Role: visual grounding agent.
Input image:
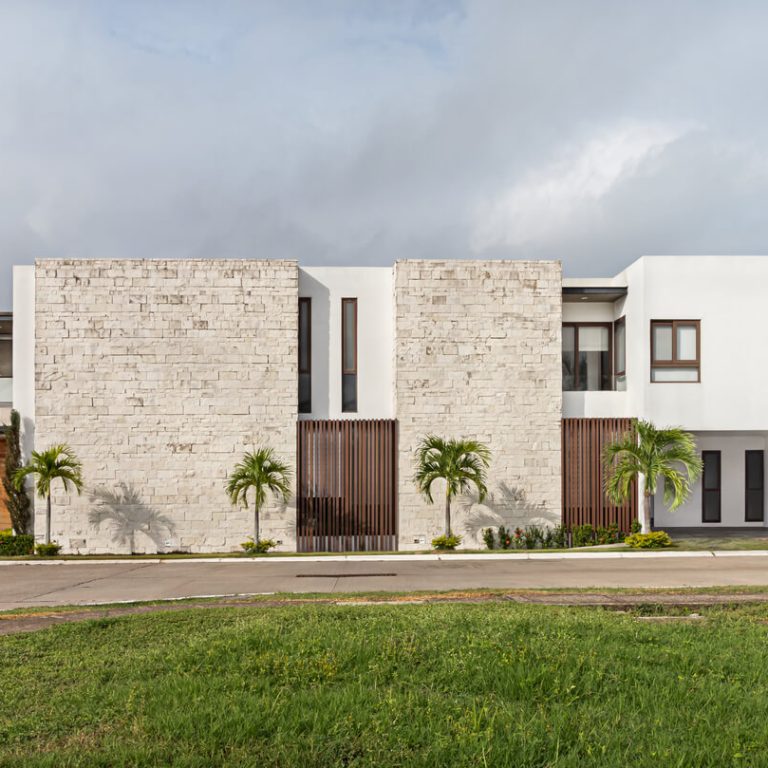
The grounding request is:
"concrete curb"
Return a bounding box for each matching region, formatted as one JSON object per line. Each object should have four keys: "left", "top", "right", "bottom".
{"left": 1, "top": 550, "right": 768, "bottom": 566}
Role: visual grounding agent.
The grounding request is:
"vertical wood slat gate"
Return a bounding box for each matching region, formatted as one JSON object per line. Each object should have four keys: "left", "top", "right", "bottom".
{"left": 562, "top": 418, "right": 637, "bottom": 532}
{"left": 297, "top": 419, "right": 398, "bottom": 552}
{"left": 0, "top": 437, "right": 10, "bottom": 530}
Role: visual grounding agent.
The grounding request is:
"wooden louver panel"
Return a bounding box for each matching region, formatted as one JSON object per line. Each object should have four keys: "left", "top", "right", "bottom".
{"left": 297, "top": 419, "right": 398, "bottom": 552}
{"left": 562, "top": 418, "right": 637, "bottom": 532}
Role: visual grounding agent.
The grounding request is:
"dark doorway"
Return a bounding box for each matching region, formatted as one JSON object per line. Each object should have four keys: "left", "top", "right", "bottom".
{"left": 745, "top": 450, "right": 764, "bottom": 523}
{"left": 701, "top": 451, "right": 721, "bottom": 523}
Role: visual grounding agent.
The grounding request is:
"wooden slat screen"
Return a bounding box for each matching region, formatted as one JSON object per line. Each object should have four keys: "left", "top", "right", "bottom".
{"left": 297, "top": 419, "right": 398, "bottom": 552}
{"left": 0, "top": 437, "right": 11, "bottom": 530}
{"left": 562, "top": 418, "right": 637, "bottom": 532}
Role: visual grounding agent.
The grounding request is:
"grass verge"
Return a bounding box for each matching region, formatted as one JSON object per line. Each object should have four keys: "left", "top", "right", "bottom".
{"left": 2, "top": 602, "right": 768, "bottom": 766}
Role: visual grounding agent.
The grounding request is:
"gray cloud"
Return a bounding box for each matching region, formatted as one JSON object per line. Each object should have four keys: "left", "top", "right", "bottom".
{"left": 1, "top": 0, "right": 768, "bottom": 308}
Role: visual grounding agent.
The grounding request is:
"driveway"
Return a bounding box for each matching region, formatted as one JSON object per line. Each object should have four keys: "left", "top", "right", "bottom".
{"left": 2, "top": 553, "right": 768, "bottom": 610}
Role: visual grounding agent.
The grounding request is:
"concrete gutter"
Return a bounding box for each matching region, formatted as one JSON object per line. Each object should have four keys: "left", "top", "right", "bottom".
{"left": 1, "top": 550, "right": 768, "bottom": 565}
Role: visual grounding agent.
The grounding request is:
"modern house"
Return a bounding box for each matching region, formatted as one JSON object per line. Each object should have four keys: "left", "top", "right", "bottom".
{"left": 0, "top": 255, "right": 765, "bottom": 553}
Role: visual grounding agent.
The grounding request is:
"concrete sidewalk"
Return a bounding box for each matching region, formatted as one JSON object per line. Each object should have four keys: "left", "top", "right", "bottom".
{"left": 2, "top": 553, "right": 768, "bottom": 610}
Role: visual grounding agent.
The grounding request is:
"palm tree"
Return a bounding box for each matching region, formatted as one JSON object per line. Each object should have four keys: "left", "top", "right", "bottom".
{"left": 603, "top": 420, "right": 703, "bottom": 534}
{"left": 414, "top": 435, "right": 491, "bottom": 537}
{"left": 13, "top": 444, "right": 84, "bottom": 544}
{"left": 226, "top": 448, "right": 291, "bottom": 542}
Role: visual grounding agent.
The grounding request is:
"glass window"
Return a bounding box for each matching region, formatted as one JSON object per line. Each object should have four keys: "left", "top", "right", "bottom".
{"left": 298, "top": 298, "right": 311, "bottom": 414}
{"left": 651, "top": 320, "right": 700, "bottom": 383}
{"left": 651, "top": 368, "right": 699, "bottom": 382}
{"left": 562, "top": 323, "right": 611, "bottom": 391}
{"left": 341, "top": 298, "right": 357, "bottom": 412}
{"left": 0, "top": 339, "right": 10, "bottom": 379}
{"left": 652, "top": 324, "right": 673, "bottom": 361}
{"left": 676, "top": 324, "right": 697, "bottom": 360}
{"left": 562, "top": 325, "right": 575, "bottom": 390}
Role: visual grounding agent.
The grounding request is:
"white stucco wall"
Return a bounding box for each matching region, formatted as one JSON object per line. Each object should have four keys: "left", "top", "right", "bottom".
{"left": 654, "top": 432, "right": 768, "bottom": 528}
{"left": 12, "top": 265, "right": 35, "bottom": 459}
{"left": 298, "top": 267, "right": 394, "bottom": 419}
{"left": 564, "top": 256, "right": 768, "bottom": 527}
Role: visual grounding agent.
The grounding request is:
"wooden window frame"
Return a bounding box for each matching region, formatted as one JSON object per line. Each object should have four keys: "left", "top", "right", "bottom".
{"left": 298, "top": 297, "right": 311, "bottom": 414}
{"left": 562, "top": 322, "right": 613, "bottom": 392}
{"left": 701, "top": 450, "right": 721, "bottom": 523}
{"left": 745, "top": 449, "right": 765, "bottom": 523}
{"left": 650, "top": 319, "right": 700, "bottom": 382}
{"left": 341, "top": 298, "right": 358, "bottom": 413}
{"left": 613, "top": 316, "right": 626, "bottom": 380}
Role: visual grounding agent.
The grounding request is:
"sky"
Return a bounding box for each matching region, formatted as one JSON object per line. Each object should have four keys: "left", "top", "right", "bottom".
{"left": 2, "top": 0, "right": 768, "bottom": 309}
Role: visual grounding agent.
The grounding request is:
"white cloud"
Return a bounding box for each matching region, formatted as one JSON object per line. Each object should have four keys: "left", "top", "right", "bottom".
{"left": 471, "top": 122, "right": 695, "bottom": 251}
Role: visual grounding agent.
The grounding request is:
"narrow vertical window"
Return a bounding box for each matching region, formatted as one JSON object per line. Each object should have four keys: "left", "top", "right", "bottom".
{"left": 298, "top": 298, "right": 311, "bottom": 414}
{"left": 614, "top": 317, "right": 626, "bottom": 391}
{"left": 341, "top": 298, "right": 357, "bottom": 412}
{"left": 745, "top": 450, "right": 764, "bottom": 523}
{"left": 0, "top": 313, "right": 11, "bottom": 405}
{"left": 701, "top": 451, "right": 721, "bottom": 523}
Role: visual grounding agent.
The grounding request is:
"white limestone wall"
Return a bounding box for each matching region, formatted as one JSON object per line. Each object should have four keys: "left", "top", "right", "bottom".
{"left": 34, "top": 259, "right": 298, "bottom": 554}
{"left": 394, "top": 260, "right": 563, "bottom": 549}
{"left": 298, "top": 267, "right": 393, "bottom": 419}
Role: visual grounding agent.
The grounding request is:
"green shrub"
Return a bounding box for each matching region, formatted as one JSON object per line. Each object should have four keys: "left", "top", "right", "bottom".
{"left": 35, "top": 542, "right": 61, "bottom": 557}
{"left": 241, "top": 538, "right": 277, "bottom": 554}
{"left": 572, "top": 524, "right": 594, "bottom": 547}
{"left": 431, "top": 534, "right": 462, "bottom": 551}
{"left": 596, "top": 523, "right": 623, "bottom": 545}
{"left": 624, "top": 531, "right": 673, "bottom": 549}
{"left": 630, "top": 519, "right": 642, "bottom": 534}
{"left": 0, "top": 532, "right": 35, "bottom": 556}
{"left": 497, "top": 526, "right": 511, "bottom": 550}
{"left": 549, "top": 524, "right": 567, "bottom": 549}
{"left": 482, "top": 528, "right": 495, "bottom": 549}
{"left": 523, "top": 525, "right": 543, "bottom": 549}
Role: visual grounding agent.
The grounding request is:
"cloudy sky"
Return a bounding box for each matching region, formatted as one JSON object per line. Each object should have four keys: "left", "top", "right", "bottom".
{"left": 1, "top": 1, "right": 768, "bottom": 309}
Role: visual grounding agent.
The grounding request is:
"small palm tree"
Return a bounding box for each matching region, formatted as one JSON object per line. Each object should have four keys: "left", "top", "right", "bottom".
{"left": 414, "top": 435, "right": 491, "bottom": 537}
{"left": 603, "top": 420, "right": 703, "bottom": 534}
{"left": 226, "top": 448, "right": 291, "bottom": 542}
{"left": 13, "top": 444, "right": 84, "bottom": 544}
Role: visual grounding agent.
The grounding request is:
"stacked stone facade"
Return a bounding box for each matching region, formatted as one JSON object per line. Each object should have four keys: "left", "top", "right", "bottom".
{"left": 35, "top": 260, "right": 298, "bottom": 553}
{"left": 394, "top": 260, "right": 562, "bottom": 549}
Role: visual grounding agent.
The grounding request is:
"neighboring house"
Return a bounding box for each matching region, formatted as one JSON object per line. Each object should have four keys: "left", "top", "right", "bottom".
{"left": 1, "top": 256, "right": 765, "bottom": 552}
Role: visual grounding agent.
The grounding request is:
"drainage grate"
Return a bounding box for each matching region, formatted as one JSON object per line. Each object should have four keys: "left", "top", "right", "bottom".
{"left": 296, "top": 573, "right": 397, "bottom": 578}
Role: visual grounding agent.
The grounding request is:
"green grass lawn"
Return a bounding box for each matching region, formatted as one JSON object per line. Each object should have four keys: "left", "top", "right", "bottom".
{"left": 3, "top": 604, "right": 768, "bottom": 767}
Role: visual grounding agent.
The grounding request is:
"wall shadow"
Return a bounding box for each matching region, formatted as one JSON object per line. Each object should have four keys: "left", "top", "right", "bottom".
{"left": 456, "top": 481, "right": 560, "bottom": 546}
{"left": 88, "top": 483, "right": 176, "bottom": 554}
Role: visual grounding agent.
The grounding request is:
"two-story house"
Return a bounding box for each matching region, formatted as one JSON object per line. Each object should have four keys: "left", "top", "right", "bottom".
{"left": 0, "top": 255, "right": 764, "bottom": 552}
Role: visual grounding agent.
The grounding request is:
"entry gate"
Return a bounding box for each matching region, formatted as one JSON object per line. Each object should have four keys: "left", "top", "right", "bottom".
{"left": 296, "top": 419, "right": 398, "bottom": 552}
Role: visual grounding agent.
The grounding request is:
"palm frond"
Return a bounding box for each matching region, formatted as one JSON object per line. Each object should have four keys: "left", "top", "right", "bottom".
{"left": 413, "top": 435, "right": 491, "bottom": 504}
{"left": 12, "top": 444, "right": 84, "bottom": 498}
{"left": 226, "top": 447, "right": 292, "bottom": 511}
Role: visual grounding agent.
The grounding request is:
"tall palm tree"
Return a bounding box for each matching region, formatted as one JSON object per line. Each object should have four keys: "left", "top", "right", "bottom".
{"left": 226, "top": 448, "right": 291, "bottom": 542}
{"left": 414, "top": 435, "right": 491, "bottom": 537}
{"left": 13, "top": 444, "right": 84, "bottom": 544}
{"left": 603, "top": 420, "right": 703, "bottom": 534}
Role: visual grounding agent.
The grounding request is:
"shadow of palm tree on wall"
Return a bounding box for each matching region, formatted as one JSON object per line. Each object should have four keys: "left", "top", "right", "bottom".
{"left": 88, "top": 483, "right": 176, "bottom": 554}
{"left": 455, "top": 481, "right": 560, "bottom": 547}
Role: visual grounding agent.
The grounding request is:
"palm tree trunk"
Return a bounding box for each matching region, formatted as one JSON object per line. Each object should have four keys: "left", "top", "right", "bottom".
{"left": 445, "top": 493, "right": 451, "bottom": 537}
{"left": 255, "top": 505, "right": 260, "bottom": 543}
{"left": 46, "top": 494, "right": 51, "bottom": 545}
{"left": 642, "top": 492, "right": 652, "bottom": 534}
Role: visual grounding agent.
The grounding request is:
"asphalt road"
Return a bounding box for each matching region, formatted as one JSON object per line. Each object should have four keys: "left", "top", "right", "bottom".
{"left": 2, "top": 554, "right": 768, "bottom": 610}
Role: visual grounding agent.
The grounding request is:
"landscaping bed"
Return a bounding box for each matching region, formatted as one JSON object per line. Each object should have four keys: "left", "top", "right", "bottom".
{"left": 2, "top": 602, "right": 768, "bottom": 766}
